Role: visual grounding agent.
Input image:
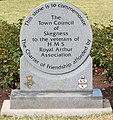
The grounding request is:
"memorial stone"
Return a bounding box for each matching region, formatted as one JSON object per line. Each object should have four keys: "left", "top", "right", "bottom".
{"left": 19, "top": 1, "right": 93, "bottom": 92}
{"left": 10, "top": 1, "right": 103, "bottom": 109}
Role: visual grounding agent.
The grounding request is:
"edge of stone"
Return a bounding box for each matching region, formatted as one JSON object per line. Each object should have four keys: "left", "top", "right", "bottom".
{"left": 1, "top": 99, "right": 112, "bottom": 116}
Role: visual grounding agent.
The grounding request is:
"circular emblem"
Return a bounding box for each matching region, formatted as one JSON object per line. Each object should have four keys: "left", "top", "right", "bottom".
{"left": 20, "top": 1, "right": 92, "bottom": 74}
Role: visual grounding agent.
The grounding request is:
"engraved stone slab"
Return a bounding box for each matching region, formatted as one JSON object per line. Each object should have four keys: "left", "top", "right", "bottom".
{"left": 20, "top": 55, "right": 92, "bottom": 91}
{"left": 8, "top": 1, "right": 105, "bottom": 111}
{"left": 20, "top": 1, "right": 92, "bottom": 74}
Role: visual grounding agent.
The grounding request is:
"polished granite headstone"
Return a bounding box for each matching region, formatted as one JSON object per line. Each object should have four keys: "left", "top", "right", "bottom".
{"left": 10, "top": 1, "right": 103, "bottom": 109}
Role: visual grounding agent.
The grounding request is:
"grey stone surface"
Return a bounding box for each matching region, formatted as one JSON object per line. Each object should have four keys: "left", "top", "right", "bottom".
{"left": 10, "top": 89, "right": 103, "bottom": 109}
{"left": 20, "top": 1, "right": 92, "bottom": 74}
{"left": 19, "top": 1, "right": 93, "bottom": 92}
{"left": 1, "top": 99, "right": 112, "bottom": 116}
{"left": 7, "top": 1, "right": 105, "bottom": 113}
{"left": 20, "top": 55, "right": 92, "bottom": 91}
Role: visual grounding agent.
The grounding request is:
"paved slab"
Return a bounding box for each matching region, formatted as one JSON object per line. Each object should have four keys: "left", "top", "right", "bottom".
{"left": 1, "top": 99, "right": 112, "bottom": 116}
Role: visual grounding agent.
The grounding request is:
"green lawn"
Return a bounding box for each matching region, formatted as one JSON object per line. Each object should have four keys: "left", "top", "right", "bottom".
{"left": 0, "top": 0, "right": 113, "bottom": 25}
{"left": 0, "top": 113, "right": 113, "bottom": 120}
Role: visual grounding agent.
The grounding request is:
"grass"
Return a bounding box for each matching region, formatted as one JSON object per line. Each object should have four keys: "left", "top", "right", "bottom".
{"left": 0, "top": 113, "right": 113, "bottom": 120}
{"left": 0, "top": 0, "right": 113, "bottom": 25}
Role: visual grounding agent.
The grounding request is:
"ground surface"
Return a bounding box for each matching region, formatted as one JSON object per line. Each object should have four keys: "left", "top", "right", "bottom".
{"left": 0, "top": 0, "right": 113, "bottom": 25}
{"left": 93, "top": 74, "right": 113, "bottom": 110}
{"left": 0, "top": 113, "right": 113, "bottom": 120}
{"left": 0, "top": 73, "right": 113, "bottom": 110}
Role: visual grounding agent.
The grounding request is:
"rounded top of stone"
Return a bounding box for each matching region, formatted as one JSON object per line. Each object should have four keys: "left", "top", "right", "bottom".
{"left": 20, "top": 1, "right": 92, "bottom": 75}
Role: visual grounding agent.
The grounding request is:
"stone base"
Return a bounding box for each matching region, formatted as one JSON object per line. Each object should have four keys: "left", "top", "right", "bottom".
{"left": 1, "top": 89, "right": 112, "bottom": 116}
{"left": 10, "top": 89, "right": 103, "bottom": 109}
{"left": 1, "top": 99, "right": 112, "bottom": 116}
{"left": 9, "top": 89, "right": 103, "bottom": 109}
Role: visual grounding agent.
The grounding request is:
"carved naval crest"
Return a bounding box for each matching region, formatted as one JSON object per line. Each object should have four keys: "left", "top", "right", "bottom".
{"left": 24, "top": 75, "right": 35, "bottom": 89}
{"left": 78, "top": 75, "right": 88, "bottom": 89}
